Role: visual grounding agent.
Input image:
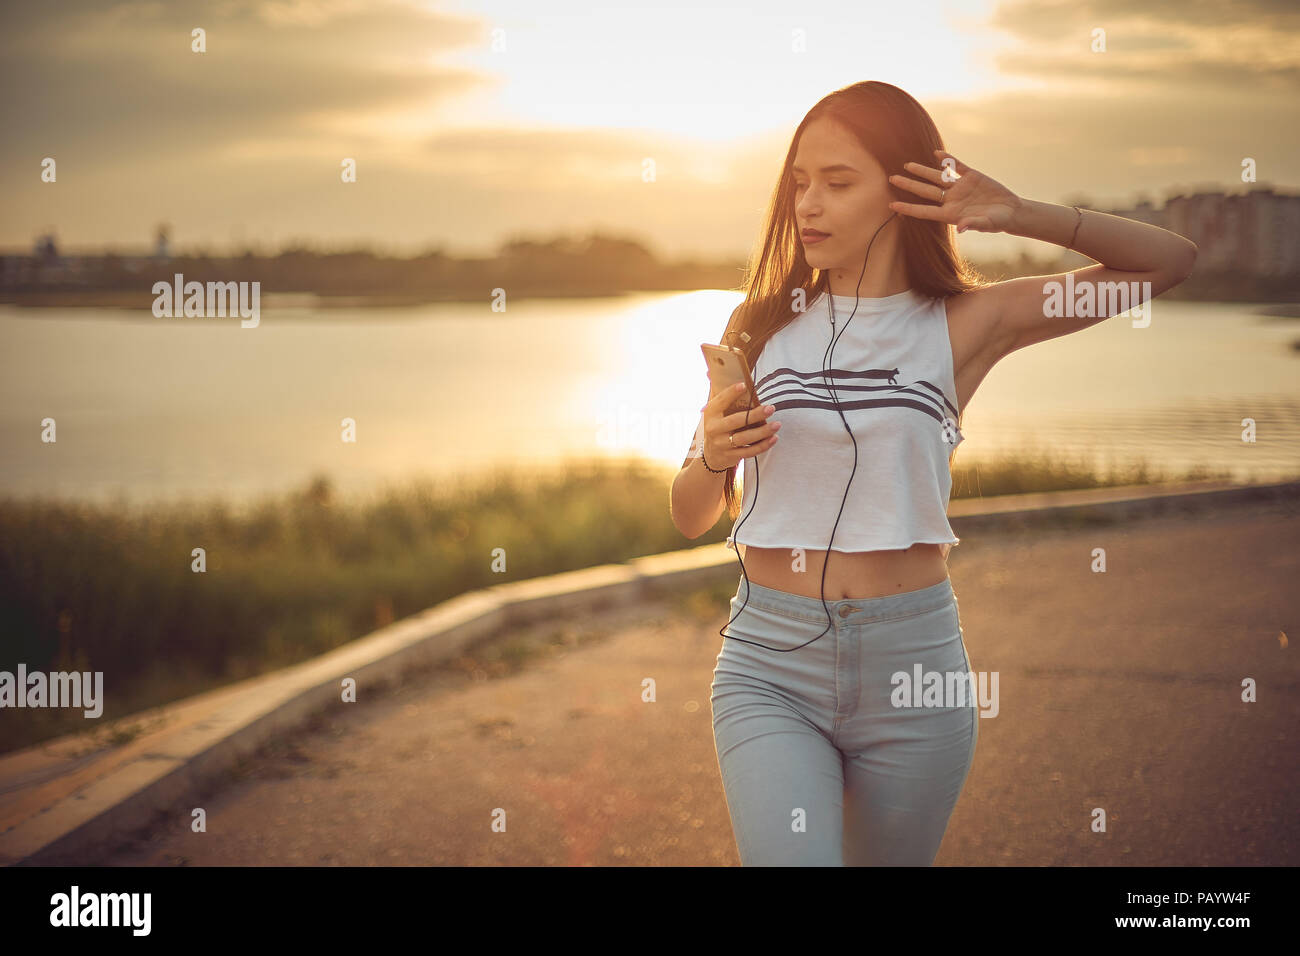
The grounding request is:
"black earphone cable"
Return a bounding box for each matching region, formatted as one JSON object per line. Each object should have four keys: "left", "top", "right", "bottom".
{"left": 718, "top": 210, "right": 899, "bottom": 652}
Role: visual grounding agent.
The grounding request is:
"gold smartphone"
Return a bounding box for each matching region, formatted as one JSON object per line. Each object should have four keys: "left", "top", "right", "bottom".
{"left": 700, "top": 343, "right": 759, "bottom": 417}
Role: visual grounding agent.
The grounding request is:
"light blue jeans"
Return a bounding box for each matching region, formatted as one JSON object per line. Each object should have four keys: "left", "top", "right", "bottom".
{"left": 710, "top": 574, "right": 978, "bottom": 866}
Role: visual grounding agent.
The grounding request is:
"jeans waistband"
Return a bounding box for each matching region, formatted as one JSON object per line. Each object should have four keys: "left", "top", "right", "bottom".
{"left": 734, "top": 575, "right": 955, "bottom": 627}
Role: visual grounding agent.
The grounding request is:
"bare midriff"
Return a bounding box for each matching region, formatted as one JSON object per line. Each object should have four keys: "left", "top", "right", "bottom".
{"left": 735, "top": 542, "right": 949, "bottom": 601}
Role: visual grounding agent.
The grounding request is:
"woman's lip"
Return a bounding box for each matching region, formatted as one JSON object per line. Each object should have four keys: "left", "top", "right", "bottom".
{"left": 802, "top": 232, "right": 829, "bottom": 243}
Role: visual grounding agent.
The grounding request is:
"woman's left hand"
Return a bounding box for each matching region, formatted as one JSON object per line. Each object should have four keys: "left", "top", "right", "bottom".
{"left": 888, "top": 149, "right": 1021, "bottom": 235}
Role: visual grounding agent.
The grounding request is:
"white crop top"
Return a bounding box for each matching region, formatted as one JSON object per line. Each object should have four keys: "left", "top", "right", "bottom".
{"left": 688, "top": 287, "right": 963, "bottom": 555}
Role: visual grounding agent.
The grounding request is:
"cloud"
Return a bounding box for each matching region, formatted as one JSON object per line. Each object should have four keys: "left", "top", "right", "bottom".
{"left": 988, "top": 0, "right": 1300, "bottom": 90}
{"left": 990, "top": 0, "right": 1300, "bottom": 39}
{"left": 994, "top": 51, "right": 1300, "bottom": 89}
{"left": 1, "top": 0, "right": 1296, "bottom": 257}
{"left": 0, "top": 0, "right": 487, "bottom": 167}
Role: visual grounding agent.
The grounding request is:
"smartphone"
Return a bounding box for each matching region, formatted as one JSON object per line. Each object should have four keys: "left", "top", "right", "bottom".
{"left": 701, "top": 343, "right": 759, "bottom": 417}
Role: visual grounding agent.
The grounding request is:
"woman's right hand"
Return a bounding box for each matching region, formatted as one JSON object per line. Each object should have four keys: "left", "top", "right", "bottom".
{"left": 700, "top": 382, "right": 781, "bottom": 469}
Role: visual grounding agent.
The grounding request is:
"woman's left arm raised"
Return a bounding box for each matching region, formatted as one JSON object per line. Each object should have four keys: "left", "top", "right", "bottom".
{"left": 889, "top": 148, "right": 1199, "bottom": 358}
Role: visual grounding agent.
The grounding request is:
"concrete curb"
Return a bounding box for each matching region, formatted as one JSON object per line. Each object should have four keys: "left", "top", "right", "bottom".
{"left": 2, "top": 477, "right": 1296, "bottom": 865}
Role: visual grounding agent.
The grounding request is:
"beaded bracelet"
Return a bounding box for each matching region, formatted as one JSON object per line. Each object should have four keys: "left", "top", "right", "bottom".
{"left": 700, "top": 446, "right": 729, "bottom": 474}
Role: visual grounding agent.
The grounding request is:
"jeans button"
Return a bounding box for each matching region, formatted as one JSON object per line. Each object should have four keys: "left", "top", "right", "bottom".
{"left": 838, "top": 605, "right": 851, "bottom": 618}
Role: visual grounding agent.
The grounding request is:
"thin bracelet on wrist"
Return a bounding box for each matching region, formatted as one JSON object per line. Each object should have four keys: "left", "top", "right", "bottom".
{"left": 700, "top": 445, "right": 729, "bottom": 474}
{"left": 1065, "top": 205, "right": 1084, "bottom": 250}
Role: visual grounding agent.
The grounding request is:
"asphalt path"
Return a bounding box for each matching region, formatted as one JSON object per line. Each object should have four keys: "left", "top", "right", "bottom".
{"left": 94, "top": 497, "right": 1299, "bottom": 865}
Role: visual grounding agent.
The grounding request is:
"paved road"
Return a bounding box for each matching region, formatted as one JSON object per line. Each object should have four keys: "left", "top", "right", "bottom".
{"left": 95, "top": 497, "right": 1299, "bottom": 865}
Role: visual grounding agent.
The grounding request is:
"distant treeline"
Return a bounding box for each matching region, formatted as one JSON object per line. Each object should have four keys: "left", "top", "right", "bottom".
{"left": 2, "top": 232, "right": 1293, "bottom": 305}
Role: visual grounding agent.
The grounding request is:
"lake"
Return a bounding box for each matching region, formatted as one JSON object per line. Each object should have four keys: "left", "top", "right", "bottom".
{"left": 2, "top": 291, "right": 1298, "bottom": 508}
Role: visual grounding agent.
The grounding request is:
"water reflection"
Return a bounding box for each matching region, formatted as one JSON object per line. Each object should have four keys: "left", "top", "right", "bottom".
{"left": 1, "top": 294, "right": 1296, "bottom": 506}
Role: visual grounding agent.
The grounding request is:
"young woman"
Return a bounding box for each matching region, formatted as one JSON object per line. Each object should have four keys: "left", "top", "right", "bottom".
{"left": 669, "top": 81, "right": 1196, "bottom": 866}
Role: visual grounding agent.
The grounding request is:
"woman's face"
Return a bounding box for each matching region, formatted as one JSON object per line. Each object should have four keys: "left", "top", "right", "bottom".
{"left": 791, "top": 117, "right": 892, "bottom": 272}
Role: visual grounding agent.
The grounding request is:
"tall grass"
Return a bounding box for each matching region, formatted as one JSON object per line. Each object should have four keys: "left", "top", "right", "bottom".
{"left": 0, "top": 449, "right": 1241, "bottom": 754}
{"left": 949, "top": 446, "right": 1233, "bottom": 497}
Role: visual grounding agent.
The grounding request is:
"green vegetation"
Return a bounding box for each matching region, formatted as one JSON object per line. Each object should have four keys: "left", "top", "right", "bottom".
{"left": 7, "top": 235, "right": 1293, "bottom": 307}
{"left": 949, "top": 446, "right": 1233, "bottom": 498}
{"left": 0, "top": 449, "right": 1243, "bottom": 754}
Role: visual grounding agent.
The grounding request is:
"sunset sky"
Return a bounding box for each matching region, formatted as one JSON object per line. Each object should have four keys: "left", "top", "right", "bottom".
{"left": 2, "top": 0, "right": 1296, "bottom": 261}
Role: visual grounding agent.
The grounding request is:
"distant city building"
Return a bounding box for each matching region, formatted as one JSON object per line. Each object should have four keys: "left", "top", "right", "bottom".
{"left": 34, "top": 232, "right": 59, "bottom": 263}
{"left": 1102, "top": 186, "right": 1300, "bottom": 277}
